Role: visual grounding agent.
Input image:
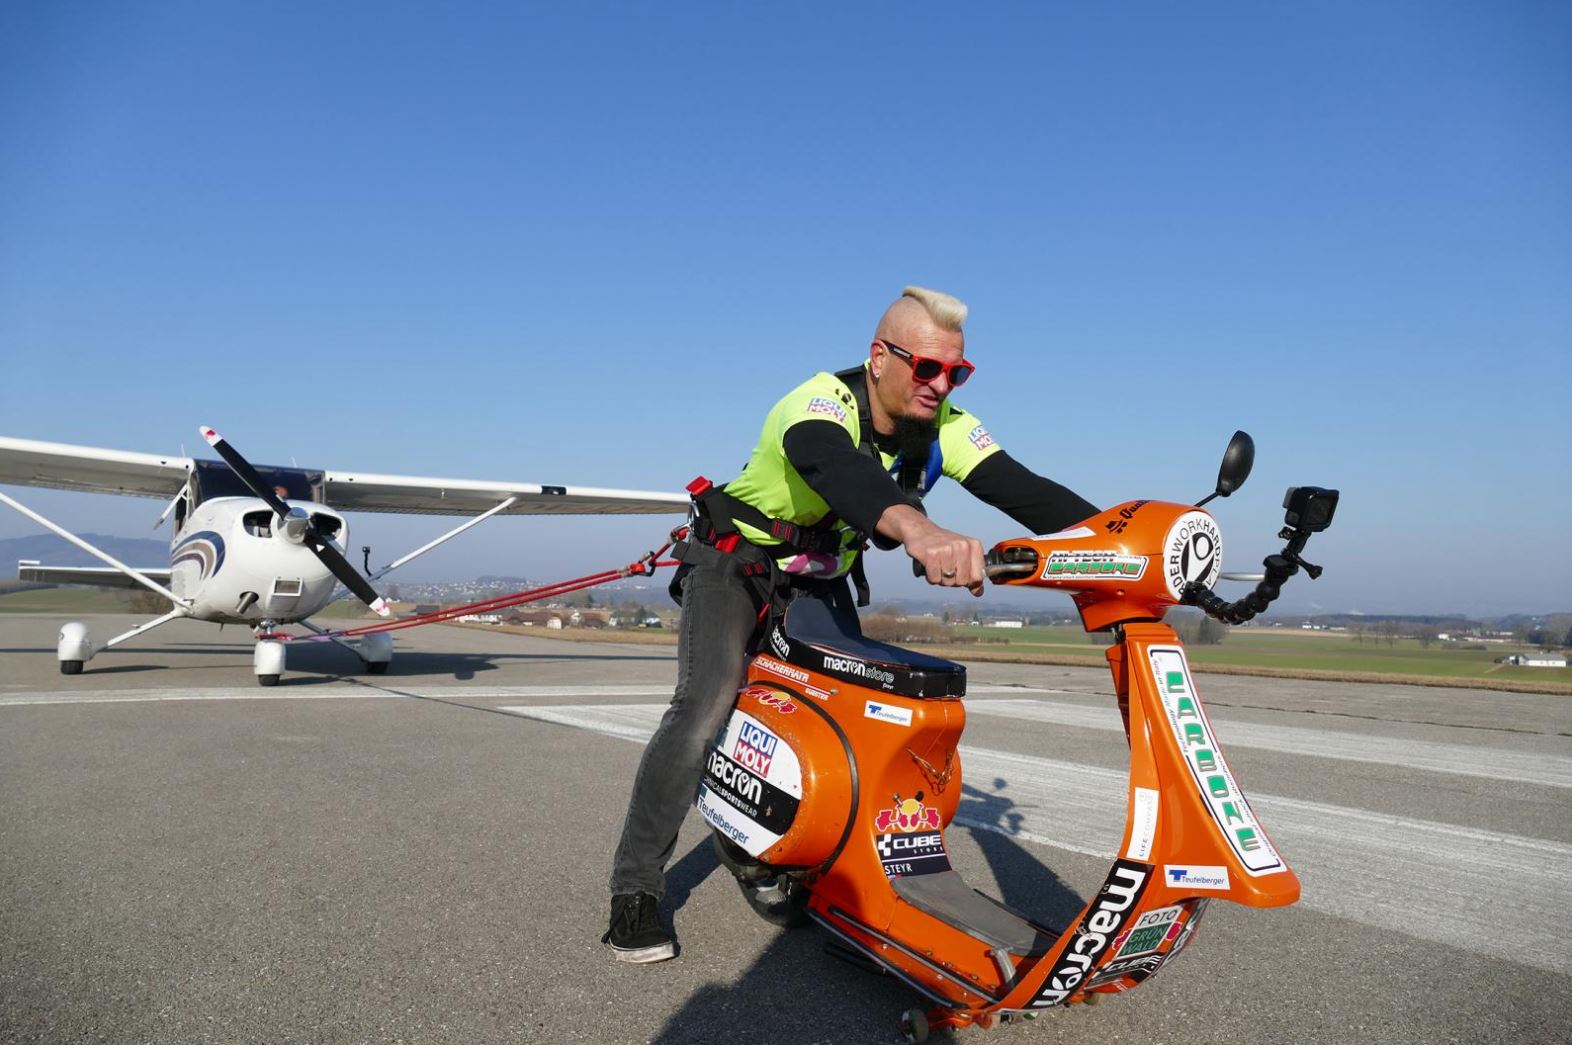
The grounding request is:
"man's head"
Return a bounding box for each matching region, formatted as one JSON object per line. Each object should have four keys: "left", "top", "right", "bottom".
{"left": 868, "top": 286, "right": 972, "bottom": 429}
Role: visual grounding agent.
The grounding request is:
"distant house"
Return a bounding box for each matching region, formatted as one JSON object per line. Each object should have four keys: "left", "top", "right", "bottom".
{"left": 986, "top": 620, "right": 1024, "bottom": 629}
{"left": 1497, "top": 653, "right": 1568, "bottom": 668}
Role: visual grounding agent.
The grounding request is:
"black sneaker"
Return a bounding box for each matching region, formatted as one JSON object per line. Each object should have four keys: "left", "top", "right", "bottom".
{"left": 603, "top": 892, "right": 677, "bottom": 964}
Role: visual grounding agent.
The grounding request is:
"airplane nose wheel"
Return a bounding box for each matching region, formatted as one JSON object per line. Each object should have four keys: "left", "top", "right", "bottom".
{"left": 254, "top": 633, "right": 286, "bottom": 687}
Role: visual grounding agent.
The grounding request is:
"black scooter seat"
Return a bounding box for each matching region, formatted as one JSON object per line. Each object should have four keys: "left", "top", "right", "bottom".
{"left": 766, "top": 581, "right": 967, "bottom": 700}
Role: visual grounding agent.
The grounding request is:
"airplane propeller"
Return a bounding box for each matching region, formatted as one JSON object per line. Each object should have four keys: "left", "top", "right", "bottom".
{"left": 199, "top": 426, "right": 391, "bottom": 617}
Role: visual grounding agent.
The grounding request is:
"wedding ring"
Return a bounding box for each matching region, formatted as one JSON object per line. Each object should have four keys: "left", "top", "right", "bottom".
{"left": 941, "top": 569, "right": 957, "bottom": 578}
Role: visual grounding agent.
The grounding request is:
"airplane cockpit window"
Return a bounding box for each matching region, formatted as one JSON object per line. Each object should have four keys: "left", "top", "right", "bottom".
{"left": 191, "top": 460, "right": 324, "bottom": 507}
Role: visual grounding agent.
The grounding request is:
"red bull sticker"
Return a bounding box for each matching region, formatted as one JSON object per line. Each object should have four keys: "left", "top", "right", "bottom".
{"left": 743, "top": 688, "right": 797, "bottom": 714}
{"left": 873, "top": 794, "right": 941, "bottom": 833}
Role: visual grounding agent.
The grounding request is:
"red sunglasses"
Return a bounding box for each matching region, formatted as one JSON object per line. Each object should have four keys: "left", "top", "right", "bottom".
{"left": 879, "top": 340, "right": 976, "bottom": 387}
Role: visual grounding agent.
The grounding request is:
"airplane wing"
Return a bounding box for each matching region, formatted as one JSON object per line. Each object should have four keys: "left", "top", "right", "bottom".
{"left": 18, "top": 561, "right": 174, "bottom": 591}
{"left": 321, "top": 470, "right": 688, "bottom": 516}
{"left": 1, "top": 436, "right": 689, "bottom": 516}
{"left": 0, "top": 437, "right": 192, "bottom": 499}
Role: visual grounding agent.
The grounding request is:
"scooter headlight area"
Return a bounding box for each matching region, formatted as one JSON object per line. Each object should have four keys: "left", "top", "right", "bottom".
{"left": 695, "top": 472, "right": 1337, "bottom": 1041}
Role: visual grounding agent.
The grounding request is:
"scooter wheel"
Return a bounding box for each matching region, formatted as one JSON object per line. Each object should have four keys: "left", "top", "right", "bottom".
{"left": 712, "top": 834, "right": 772, "bottom": 883}
{"left": 900, "top": 1008, "right": 929, "bottom": 1043}
{"left": 257, "top": 674, "right": 281, "bottom": 687}
{"left": 60, "top": 660, "right": 83, "bottom": 676}
{"left": 741, "top": 874, "right": 811, "bottom": 929}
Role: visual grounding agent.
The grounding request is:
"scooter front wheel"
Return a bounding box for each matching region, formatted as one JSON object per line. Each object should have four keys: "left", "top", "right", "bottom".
{"left": 900, "top": 1008, "right": 929, "bottom": 1043}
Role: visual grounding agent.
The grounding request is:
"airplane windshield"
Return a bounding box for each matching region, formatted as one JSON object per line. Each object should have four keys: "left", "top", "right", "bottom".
{"left": 191, "top": 459, "right": 323, "bottom": 506}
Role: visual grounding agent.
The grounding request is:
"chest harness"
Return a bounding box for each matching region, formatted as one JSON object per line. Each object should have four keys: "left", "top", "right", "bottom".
{"left": 678, "top": 366, "right": 940, "bottom": 618}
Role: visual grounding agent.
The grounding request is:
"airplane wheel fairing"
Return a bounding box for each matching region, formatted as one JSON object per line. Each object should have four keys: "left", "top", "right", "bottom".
{"left": 254, "top": 638, "right": 286, "bottom": 682}
{"left": 58, "top": 621, "right": 94, "bottom": 665}
{"left": 60, "top": 660, "right": 83, "bottom": 675}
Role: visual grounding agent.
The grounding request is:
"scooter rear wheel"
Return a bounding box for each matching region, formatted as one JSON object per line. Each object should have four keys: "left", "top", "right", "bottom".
{"left": 712, "top": 834, "right": 810, "bottom": 928}
{"left": 900, "top": 1008, "right": 929, "bottom": 1043}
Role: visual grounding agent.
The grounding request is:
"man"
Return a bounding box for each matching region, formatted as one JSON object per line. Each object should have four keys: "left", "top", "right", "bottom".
{"left": 604, "top": 286, "right": 1098, "bottom": 962}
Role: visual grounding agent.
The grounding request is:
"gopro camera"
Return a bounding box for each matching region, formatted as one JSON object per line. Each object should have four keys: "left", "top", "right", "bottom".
{"left": 1282, "top": 486, "right": 1339, "bottom": 533}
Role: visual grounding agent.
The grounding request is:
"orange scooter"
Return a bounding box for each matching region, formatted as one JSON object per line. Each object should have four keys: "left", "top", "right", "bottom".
{"left": 696, "top": 433, "right": 1339, "bottom": 1040}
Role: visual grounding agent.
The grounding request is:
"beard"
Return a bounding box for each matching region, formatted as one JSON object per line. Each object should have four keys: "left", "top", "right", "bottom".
{"left": 891, "top": 414, "right": 939, "bottom": 459}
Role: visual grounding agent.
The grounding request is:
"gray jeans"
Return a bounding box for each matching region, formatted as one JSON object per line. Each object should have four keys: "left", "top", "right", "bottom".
{"left": 608, "top": 547, "right": 762, "bottom": 898}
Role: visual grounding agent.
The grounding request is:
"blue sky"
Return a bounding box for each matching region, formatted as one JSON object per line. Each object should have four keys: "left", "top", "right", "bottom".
{"left": 1, "top": 2, "right": 1567, "bottom": 616}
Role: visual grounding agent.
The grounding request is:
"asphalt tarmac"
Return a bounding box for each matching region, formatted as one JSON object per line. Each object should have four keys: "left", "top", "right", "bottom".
{"left": 2, "top": 614, "right": 1569, "bottom": 1044}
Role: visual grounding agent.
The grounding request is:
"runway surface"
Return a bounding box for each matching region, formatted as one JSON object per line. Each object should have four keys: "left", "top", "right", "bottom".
{"left": 2, "top": 614, "right": 1569, "bottom": 1044}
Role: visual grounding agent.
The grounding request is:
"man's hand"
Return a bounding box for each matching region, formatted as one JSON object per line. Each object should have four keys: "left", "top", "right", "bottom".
{"left": 875, "top": 504, "right": 986, "bottom": 596}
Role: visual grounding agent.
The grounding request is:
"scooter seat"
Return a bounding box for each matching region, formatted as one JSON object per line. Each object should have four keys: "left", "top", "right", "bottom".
{"left": 891, "top": 871, "right": 1055, "bottom": 956}
{"left": 770, "top": 582, "right": 967, "bottom": 699}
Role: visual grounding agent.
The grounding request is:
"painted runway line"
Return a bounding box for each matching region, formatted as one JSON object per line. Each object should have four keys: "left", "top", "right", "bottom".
{"left": 967, "top": 698, "right": 1572, "bottom": 789}
{"left": 502, "top": 703, "right": 1572, "bottom": 976}
{"left": 0, "top": 683, "right": 1054, "bottom": 708}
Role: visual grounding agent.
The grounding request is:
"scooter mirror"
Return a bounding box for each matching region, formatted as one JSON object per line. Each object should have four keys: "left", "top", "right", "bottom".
{"left": 1214, "top": 430, "right": 1255, "bottom": 498}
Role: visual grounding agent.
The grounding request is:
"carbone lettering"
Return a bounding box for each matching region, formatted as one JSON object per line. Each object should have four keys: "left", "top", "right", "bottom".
{"left": 1031, "top": 862, "right": 1150, "bottom": 1007}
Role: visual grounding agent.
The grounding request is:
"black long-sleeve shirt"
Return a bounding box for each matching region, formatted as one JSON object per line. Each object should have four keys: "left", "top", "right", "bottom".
{"left": 781, "top": 419, "right": 1098, "bottom": 542}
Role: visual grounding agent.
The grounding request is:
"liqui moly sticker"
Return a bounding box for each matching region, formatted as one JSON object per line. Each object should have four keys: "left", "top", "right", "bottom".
{"left": 1148, "top": 646, "right": 1285, "bottom": 876}
{"left": 1125, "top": 787, "right": 1159, "bottom": 861}
{"left": 864, "top": 701, "right": 913, "bottom": 727}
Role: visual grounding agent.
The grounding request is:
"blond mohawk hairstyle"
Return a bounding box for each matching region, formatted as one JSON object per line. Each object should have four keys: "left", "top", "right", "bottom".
{"left": 901, "top": 285, "right": 968, "bottom": 332}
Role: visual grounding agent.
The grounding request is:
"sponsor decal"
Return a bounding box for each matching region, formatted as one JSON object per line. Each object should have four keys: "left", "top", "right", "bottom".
{"left": 824, "top": 654, "right": 895, "bottom": 686}
{"left": 1111, "top": 905, "right": 1184, "bottom": 958}
{"left": 708, "top": 748, "right": 764, "bottom": 804}
{"left": 1125, "top": 787, "right": 1159, "bottom": 861}
{"left": 1164, "top": 864, "right": 1230, "bottom": 890}
{"left": 1164, "top": 898, "right": 1208, "bottom": 963}
{"left": 768, "top": 627, "right": 791, "bottom": 659}
{"left": 1043, "top": 550, "right": 1148, "bottom": 580}
{"left": 1150, "top": 646, "right": 1283, "bottom": 874}
{"left": 1029, "top": 860, "right": 1151, "bottom": 1007}
{"left": 732, "top": 720, "right": 779, "bottom": 775}
{"left": 806, "top": 396, "right": 847, "bottom": 422}
{"left": 875, "top": 830, "right": 950, "bottom": 878}
{"left": 967, "top": 424, "right": 994, "bottom": 451}
{"left": 872, "top": 794, "right": 941, "bottom": 833}
{"left": 1104, "top": 500, "right": 1150, "bottom": 536}
{"left": 1162, "top": 511, "right": 1223, "bottom": 598}
{"left": 696, "top": 785, "right": 751, "bottom": 848}
{"left": 755, "top": 656, "right": 810, "bottom": 684}
{"left": 864, "top": 700, "right": 913, "bottom": 727}
{"left": 1084, "top": 952, "right": 1165, "bottom": 990}
{"left": 804, "top": 685, "right": 832, "bottom": 701}
{"left": 757, "top": 692, "right": 797, "bottom": 714}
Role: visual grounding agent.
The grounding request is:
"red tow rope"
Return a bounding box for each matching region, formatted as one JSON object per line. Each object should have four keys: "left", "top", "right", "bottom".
{"left": 262, "top": 526, "right": 687, "bottom": 643}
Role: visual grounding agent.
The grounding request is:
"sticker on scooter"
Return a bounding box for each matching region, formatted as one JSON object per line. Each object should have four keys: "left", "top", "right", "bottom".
{"left": 1149, "top": 646, "right": 1285, "bottom": 875}
{"left": 1164, "top": 864, "right": 1230, "bottom": 890}
{"left": 872, "top": 793, "right": 940, "bottom": 833}
{"left": 1110, "top": 904, "right": 1184, "bottom": 958}
{"left": 741, "top": 686, "right": 797, "bottom": 714}
{"left": 1028, "top": 859, "right": 1151, "bottom": 1008}
{"left": 875, "top": 830, "right": 950, "bottom": 878}
{"left": 864, "top": 701, "right": 913, "bottom": 727}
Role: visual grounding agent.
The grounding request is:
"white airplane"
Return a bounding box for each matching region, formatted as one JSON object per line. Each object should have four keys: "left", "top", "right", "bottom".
{"left": 0, "top": 429, "right": 687, "bottom": 685}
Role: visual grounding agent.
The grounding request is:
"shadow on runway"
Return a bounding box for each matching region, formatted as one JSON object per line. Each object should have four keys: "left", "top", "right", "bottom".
{"left": 649, "top": 779, "right": 1087, "bottom": 1043}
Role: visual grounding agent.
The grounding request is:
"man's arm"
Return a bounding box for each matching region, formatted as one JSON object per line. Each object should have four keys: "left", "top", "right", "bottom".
{"left": 783, "top": 421, "right": 986, "bottom": 593}
{"left": 960, "top": 451, "right": 1100, "bottom": 534}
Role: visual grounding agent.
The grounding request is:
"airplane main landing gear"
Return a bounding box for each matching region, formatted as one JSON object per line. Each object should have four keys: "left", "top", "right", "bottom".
{"left": 359, "top": 631, "right": 393, "bottom": 676}
{"left": 254, "top": 631, "right": 286, "bottom": 687}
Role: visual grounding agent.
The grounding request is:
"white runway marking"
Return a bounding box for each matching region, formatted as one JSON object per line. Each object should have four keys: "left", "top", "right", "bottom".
{"left": 502, "top": 703, "right": 1572, "bottom": 976}
{"left": 967, "top": 698, "right": 1572, "bottom": 789}
{"left": 0, "top": 683, "right": 1051, "bottom": 708}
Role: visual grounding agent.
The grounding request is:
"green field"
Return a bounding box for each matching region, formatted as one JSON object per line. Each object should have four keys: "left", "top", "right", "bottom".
{"left": 939, "top": 624, "right": 1572, "bottom": 685}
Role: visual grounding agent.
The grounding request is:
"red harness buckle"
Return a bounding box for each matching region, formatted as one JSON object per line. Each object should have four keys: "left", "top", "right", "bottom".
{"left": 686, "top": 476, "right": 713, "bottom": 498}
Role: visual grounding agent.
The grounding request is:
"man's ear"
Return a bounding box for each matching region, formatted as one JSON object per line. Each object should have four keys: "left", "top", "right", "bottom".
{"left": 869, "top": 339, "right": 885, "bottom": 380}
